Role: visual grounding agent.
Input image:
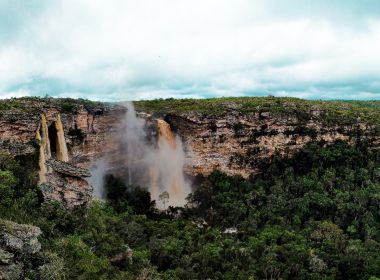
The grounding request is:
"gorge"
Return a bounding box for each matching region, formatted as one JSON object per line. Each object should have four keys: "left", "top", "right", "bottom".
{"left": 1, "top": 97, "right": 379, "bottom": 207}
{"left": 1, "top": 97, "right": 380, "bottom": 279}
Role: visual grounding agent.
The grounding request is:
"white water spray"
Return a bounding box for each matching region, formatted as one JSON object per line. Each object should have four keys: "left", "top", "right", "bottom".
{"left": 124, "top": 102, "right": 191, "bottom": 209}
{"left": 88, "top": 160, "right": 109, "bottom": 199}
{"left": 125, "top": 102, "right": 147, "bottom": 186}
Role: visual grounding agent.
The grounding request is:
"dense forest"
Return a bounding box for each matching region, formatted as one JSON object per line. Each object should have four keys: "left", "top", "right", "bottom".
{"left": 1, "top": 139, "right": 380, "bottom": 279}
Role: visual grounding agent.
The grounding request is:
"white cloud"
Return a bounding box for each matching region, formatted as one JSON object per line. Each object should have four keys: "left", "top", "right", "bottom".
{"left": 0, "top": 0, "right": 380, "bottom": 100}
{"left": 0, "top": 89, "right": 31, "bottom": 99}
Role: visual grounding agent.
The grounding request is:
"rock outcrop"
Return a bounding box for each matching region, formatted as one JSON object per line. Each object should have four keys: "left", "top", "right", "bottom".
{"left": 34, "top": 112, "right": 93, "bottom": 206}
{"left": 0, "top": 220, "right": 42, "bottom": 280}
{"left": 0, "top": 111, "right": 39, "bottom": 156}
{"left": 0, "top": 99, "right": 126, "bottom": 206}
{"left": 41, "top": 159, "right": 93, "bottom": 206}
{"left": 166, "top": 112, "right": 373, "bottom": 177}
{"left": 46, "top": 159, "right": 91, "bottom": 178}
{"left": 39, "top": 173, "right": 92, "bottom": 207}
{"left": 1, "top": 97, "right": 379, "bottom": 204}
{"left": 136, "top": 100, "right": 380, "bottom": 177}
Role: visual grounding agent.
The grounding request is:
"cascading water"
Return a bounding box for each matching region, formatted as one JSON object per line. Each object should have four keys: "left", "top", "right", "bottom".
{"left": 124, "top": 102, "right": 191, "bottom": 209}
{"left": 154, "top": 119, "right": 190, "bottom": 207}
{"left": 125, "top": 102, "right": 147, "bottom": 186}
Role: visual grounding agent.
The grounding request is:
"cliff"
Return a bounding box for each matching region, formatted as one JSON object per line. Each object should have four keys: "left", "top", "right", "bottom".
{"left": 135, "top": 98, "right": 380, "bottom": 177}
{"left": 1, "top": 97, "right": 379, "bottom": 205}
{"left": 0, "top": 97, "right": 126, "bottom": 205}
{"left": 0, "top": 220, "right": 41, "bottom": 279}
{"left": 0, "top": 97, "right": 126, "bottom": 165}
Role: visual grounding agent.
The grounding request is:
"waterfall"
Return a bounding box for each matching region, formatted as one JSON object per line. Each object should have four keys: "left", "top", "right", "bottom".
{"left": 89, "top": 160, "right": 108, "bottom": 199}
{"left": 155, "top": 119, "right": 190, "bottom": 208}
{"left": 55, "top": 114, "right": 69, "bottom": 162}
{"left": 157, "top": 120, "right": 176, "bottom": 149}
{"left": 124, "top": 102, "right": 191, "bottom": 209}
{"left": 125, "top": 102, "right": 146, "bottom": 186}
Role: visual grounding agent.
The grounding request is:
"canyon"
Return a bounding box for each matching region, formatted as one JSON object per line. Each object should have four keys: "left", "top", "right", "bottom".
{"left": 0, "top": 97, "right": 379, "bottom": 206}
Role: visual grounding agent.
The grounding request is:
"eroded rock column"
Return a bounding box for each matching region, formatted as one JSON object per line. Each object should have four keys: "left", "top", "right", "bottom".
{"left": 55, "top": 115, "right": 69, "bottom": 162}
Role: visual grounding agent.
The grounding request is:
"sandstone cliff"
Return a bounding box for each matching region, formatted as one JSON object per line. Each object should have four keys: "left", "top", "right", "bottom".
{"left": 0, "top": 98, "right": 125, "bottom": 205}
{"left": 136, "top": 98, "right": 380, "bottom": 177}
{"left": 1, "top": 97, "right": 379, "bottom": 205}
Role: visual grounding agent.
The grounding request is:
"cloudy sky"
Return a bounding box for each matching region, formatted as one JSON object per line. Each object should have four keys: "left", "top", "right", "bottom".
{"left": 1, "top": 0, "right": 380, "bottom": 101}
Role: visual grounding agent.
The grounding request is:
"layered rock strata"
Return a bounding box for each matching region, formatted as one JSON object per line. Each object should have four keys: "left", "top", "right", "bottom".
{"left": 1, "top": 98, "right": 379, "bottom": 196}
{"left": 36, "top": 114, "right": 92, "bottom": 206}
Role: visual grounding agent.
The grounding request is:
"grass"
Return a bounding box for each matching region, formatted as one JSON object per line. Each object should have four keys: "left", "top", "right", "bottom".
{"left": 134, "top": 97, "right": 380, "bottom": 127}
{"left": 0, "top": 97, "right": 109, "bottom": 113}
{"left": 1, "top": 96, "right": 379, "bottom": 128}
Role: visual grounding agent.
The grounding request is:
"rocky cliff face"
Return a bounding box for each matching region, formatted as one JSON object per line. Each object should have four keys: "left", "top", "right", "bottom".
{"left": 0, "top": 219, "right": 65, "bottom": 280}
{"left": 0, "top": 98, "right": 126, "bottom": 205}
{"left": 0, "top": 111, "right": 40, "bottom": 156}
{"left": 166, "top": 109, "right": 379, "bottom": 177}
{"left": 0, "top": 220, "right": 42, "bottom": 279}
{"left": 0, "top": 98, "right": 126, "bottom": 167}
{"left": 40, "top": 159, "right": 92, "bottom": 206}
{"left": 1, "top": 97, "right": 379, "bottom": 205}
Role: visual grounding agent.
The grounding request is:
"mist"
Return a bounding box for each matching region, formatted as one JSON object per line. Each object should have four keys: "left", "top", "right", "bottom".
{"left": 124, "top": 102, "right": 191, "bottom": 209}
{"left": 88, "top": 159, "right": 109, "bottom": 199}
{"left": 89, "top": 101, "right": 191, "bottom": 209}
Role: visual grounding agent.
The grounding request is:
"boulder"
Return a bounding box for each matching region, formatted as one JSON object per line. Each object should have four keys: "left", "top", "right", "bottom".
{"left": 0, "top": 220, "right": 42, "bottom": 280}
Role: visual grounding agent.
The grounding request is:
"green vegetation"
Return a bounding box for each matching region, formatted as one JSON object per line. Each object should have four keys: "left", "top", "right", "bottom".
{"left": 135, "top": 97, "right": 380, "bottom": 127}
{"left": 1, "top": 139, "right": 380, "bottom": 279}
{"left": 1, "top": 96, "right": 380, "bottom": 129}
{"left": 0, "top": 97, "right": 108, "bottom": 113}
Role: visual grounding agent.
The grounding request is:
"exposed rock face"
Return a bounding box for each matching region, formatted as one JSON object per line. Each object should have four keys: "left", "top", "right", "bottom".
{"left": 0, "top": 99, "right": 126, "bottom": 206}
{"left": 41, "top": 159, "right": 93, "bottom": 206}
{"left": 68, "top": 101, "right": 379, "bottom": 179}
{"left": 170, "top": 112, "right": 379, "bottom": 177}
{"left": 0, "top": 111, "right": 39, "bottom": 156}
{"left": 33, "top": 112, "right": 93, "bottom": 206}
{"left": 63, "top": 105, "right": 127, "bottom": 168}
{"left": 1, "top": 97, "right": 379, "bottom": 203}
{"left": 40, "top": 173, "right": 92, "bottom": 207}
{"left": 0, "top": 220, "right": 42, "bottom": 280}
{"left": 165, "top": 111, "right": 379, "bottom": 177}
{"left": 55, "top": 114, "right": 69, "bottom": 162}
{"left": 46, "top": 159, "right": 91, "bottom": 178}
{"left": 0, "top": 99, "right": 126, "bottom": 165}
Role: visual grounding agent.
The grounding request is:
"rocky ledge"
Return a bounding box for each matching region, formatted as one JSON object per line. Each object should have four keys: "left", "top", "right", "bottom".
{"left": 46, "top": 159, "right": 91, "bottom": 178}
{"left": 39, "top": 159, "right": 93, "bottom": 206}
{"left": 0, "top": 220, "right": 41, "bottom": 280}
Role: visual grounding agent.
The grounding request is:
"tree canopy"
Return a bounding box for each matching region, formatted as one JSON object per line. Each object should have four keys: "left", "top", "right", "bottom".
{"left": 1, "top": 140, "right": 380, "bottom": 279}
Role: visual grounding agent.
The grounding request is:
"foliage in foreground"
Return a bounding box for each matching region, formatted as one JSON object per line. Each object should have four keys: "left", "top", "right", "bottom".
{"left": 1, "top": 140, "right": 380, "bottom": 279}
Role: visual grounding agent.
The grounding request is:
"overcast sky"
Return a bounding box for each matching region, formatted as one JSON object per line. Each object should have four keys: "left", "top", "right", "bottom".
{"left": 1, "top": 0, "right": 380, "bottom": 101}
